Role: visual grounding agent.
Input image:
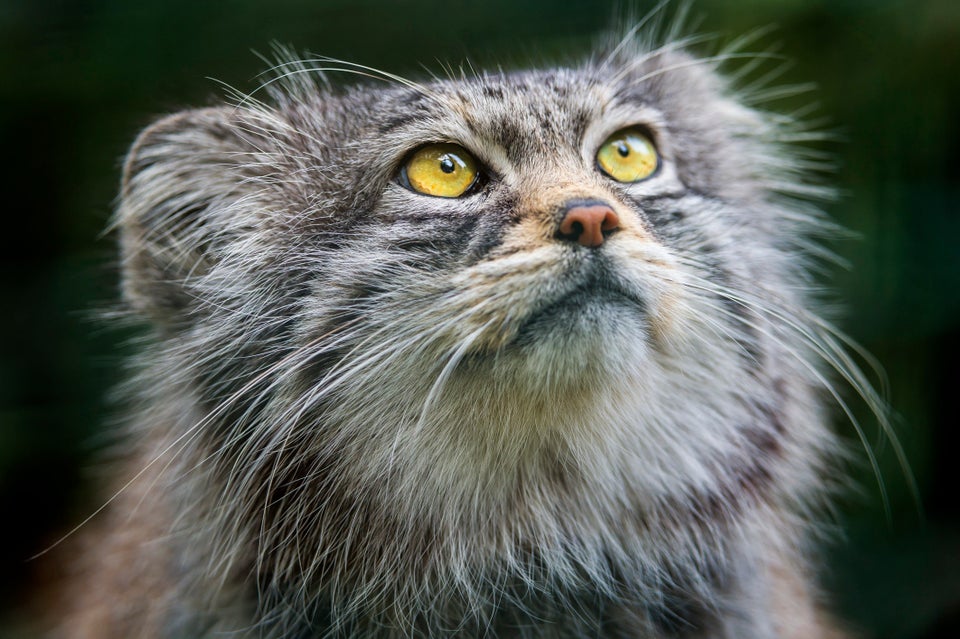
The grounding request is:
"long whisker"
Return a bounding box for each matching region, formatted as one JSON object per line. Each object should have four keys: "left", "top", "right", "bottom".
{"left": 600, "top": 0, "right": 676, "bottom": 68}
{"left": 675, "top": 263, "right": 918, "bottom": 517}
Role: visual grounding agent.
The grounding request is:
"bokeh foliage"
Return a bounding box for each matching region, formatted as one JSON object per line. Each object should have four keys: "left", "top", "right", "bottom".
{"left": 0, "top": 0, "right": 957, "bottom": 636}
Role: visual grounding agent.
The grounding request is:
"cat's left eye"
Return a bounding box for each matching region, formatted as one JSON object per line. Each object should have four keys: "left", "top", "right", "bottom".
{"left": 400, "top": 144, "right": 479, "bottom": 198}
{"left": 596, "top": 127, "right": 659, "bottom": 183}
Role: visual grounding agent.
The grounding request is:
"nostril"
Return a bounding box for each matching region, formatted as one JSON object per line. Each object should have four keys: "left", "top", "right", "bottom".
{"left": 557, "top": 203, "right": 620, "bottom": 248}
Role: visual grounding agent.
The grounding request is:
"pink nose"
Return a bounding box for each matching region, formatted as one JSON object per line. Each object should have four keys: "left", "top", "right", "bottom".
{"left": 557, "top": 203, "right": 620, "bottom": 248}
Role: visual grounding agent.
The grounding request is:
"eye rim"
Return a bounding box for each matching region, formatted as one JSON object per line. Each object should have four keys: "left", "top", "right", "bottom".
{"left": 595, "top": 125, "right": 661, "bottom": 184}
{"left": 397, "top": 142, "right": 483, "bottom": 198}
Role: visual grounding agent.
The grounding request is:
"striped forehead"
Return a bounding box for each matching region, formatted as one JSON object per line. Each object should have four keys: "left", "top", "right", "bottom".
{"left": 379, "top": 70, "right": 609, "bottom": 166}
{"left": 460, "top": 72, "right": 603, "bottom": 160}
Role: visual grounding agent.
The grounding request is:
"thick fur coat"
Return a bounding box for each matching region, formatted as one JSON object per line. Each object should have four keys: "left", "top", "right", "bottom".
{"left": 49, "top": 27, "right": 863, "bottom": 639}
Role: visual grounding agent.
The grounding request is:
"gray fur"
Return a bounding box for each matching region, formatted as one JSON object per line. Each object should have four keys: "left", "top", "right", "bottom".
{"left": 76, "top": 25, "right": 864, "bottom": 639}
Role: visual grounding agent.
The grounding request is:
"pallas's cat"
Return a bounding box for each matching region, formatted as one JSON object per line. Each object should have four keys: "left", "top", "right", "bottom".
{"left": 49, "top": 24, "right": 869, "bottom": 639}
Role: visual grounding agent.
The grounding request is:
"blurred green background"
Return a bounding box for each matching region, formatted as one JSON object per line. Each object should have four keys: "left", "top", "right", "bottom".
{"left": 0, "top": 0, "right": 957, "bottom": 636}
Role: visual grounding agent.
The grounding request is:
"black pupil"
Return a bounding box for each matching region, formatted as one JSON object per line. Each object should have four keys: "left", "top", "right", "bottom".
{"left": 439, "top": 156, "right": 456, "bottom": 174}
{"left": 616, "top": 141, "right": 630, "bottom": 158}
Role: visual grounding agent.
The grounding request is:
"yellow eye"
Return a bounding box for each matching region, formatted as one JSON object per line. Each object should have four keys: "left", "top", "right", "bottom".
{"left": 596, "top": 127, "right": 659, "bottom": 183}
{"left": 402, "top": 144, "right": 479, "bottom": 198}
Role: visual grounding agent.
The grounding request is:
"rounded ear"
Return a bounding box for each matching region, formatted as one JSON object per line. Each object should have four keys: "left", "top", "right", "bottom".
{"left": 117, "top": 107, "right": 265, "bottom": 326}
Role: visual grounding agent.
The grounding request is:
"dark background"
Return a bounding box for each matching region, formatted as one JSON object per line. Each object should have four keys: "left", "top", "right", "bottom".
{"left": 1, "top": 0, "right": 958, "bottom": 636}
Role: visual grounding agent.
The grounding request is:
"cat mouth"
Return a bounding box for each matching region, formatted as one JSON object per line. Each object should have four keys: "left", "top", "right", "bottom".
{"left": 512, "top": 265, "right": 647, "bottom": 345}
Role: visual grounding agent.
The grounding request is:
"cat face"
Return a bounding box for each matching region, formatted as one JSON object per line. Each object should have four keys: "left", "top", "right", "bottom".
{"left": 111, "top": 43, "right": 844, "bottom": 629}
{"left": 125, "top": 55, "right": 786, "bottom": 353}
{"left": 118, "top": 47, "right": 826, "bottom": 537}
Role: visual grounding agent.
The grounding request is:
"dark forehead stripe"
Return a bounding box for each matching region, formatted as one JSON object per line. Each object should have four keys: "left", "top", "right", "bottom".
{"left": 374, "top": 71, "right": 602, "bottom": 165}
{"left": 471, "top": 73, "right": 600, "bottom": 164}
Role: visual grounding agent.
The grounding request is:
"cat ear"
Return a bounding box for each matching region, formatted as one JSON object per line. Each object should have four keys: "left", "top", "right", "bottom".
{"left": 117, "top": 107, "right": 266, "bottom": 325}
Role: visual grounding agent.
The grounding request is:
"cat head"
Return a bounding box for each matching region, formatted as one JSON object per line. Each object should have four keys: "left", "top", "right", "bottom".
{"left": 119, "top": 44, "right": 819, "bottom": 367}
{"left": 116, "top": 41, "right": 839, "bottom": 608}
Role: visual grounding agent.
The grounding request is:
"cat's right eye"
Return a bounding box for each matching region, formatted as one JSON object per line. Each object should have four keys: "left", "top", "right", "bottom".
{"left": 596, "top": 127, "right": 659, "bottom": 183}
{"left": 400, "top": 144, "right": 479, "bottom": 198}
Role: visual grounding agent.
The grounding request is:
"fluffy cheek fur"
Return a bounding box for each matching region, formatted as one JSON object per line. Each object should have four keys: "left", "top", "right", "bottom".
{"left": 248, "top": 203, "right": 797, "bottom": 542}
